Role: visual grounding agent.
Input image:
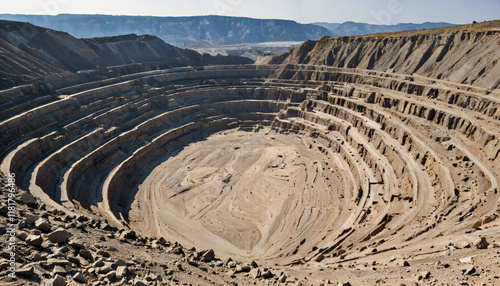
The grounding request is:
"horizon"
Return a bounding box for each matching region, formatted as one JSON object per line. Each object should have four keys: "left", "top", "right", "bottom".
{"left": 1, "top": 0, "right": 498, "bottom": 25}
{"left": 0, "top": 13, "right": 464, "bottom": 26}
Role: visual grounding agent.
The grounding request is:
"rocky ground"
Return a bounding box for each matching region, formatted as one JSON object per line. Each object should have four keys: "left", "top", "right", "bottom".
{"left": 0, "top": 172, "right": 301, "bottom": 285}
{"left": 2, "top": 164, "right": 500, "bottom": 286}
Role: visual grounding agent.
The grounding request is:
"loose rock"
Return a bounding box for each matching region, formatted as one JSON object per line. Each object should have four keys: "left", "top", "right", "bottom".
{"left": 48, "top": 228, "right": 71, "bottom": 243}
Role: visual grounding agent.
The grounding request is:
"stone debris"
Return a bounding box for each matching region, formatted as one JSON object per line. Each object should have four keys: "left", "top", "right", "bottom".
{"left": 35, "top": 218, "right": 51, "bottom": 232}
{"left": 48, "top": 229, "right": 71, "bottom": 243}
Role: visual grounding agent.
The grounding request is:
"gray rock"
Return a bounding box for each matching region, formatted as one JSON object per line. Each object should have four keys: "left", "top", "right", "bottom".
{"left": 48, "top": 229, "right": 71, "bottom": 243}
{"left": 33, "top": 264, "right": 50, "bottom": 277}
{"left": 79, "top": 249, "right": 93, "bottom": 260}
{"left": 116, "top": 266, "right": 128, "bottom": 279}
{"left": 69, "top": 240, "right": 85, "bottom": 249}
{"left": 16, "top": 231, "right": 29, "bottom": 241}
{"left": 35, "top": 218, "right": 51, "bottom": 232}
{"left": 476, "top": 237, "right": 489, "bottom": 249}
{"left": 73, "top": 272, "right": 87, "bottom": 283}
{"left": 45, "top": 274, "right": 66, "bottom": 286}
{"left": 52, "top": 265, "right": 67, "bottom": 275}
{"left": 98, "top": 265, "right": 113, "bottom": 274}
{"left": 106, "top": 270, "right": 116, "bottom": 281}
{"left": 93, "top": 259, "right": 105, "bottom": 268}
{"left": 16, "top": 266, "right": 35, "bottom": 277}
{"left": 25, "top": 214, "right": 39, "bottom": 224}
{"left": 21, "top": 193, "right": 37, "bottom": 205}
{"left": 26, "top": 234, "right": 43, "bottom": 247}
{"left": 134, "top": 280, "right": 147, "bottom": 286}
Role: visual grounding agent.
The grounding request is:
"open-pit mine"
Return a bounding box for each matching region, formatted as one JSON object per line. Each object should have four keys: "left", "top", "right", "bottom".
{"left": 1, "top": 20, "right": 500, "bottom": 285}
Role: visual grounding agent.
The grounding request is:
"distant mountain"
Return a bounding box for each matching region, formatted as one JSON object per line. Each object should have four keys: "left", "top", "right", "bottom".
{"left": 312, "top": 22, "right": 342, "bottom": 32}
{"left": 313, "top": 21, "right": 456, "bottom": 37}
{"left": 0, "top": 14, "right": 331, "bottom": 46}
{"left": 0, "top": 20, "right": 252, "bottom": 88}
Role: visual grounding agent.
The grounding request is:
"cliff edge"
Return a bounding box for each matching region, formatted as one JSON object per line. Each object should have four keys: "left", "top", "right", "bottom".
{"left": 268, "top": 20, "right": 500, "bottom": 90}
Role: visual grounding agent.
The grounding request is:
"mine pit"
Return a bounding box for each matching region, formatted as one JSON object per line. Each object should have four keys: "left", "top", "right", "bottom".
{"left": 1, "top": 62, "right": 500, "bottom": 284}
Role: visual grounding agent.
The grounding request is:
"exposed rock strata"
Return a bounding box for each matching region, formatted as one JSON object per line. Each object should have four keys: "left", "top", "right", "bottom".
{"left": 1, "top": 22, "right": 500, "bottom": 284}
{"left": 0, "top": 62, "right": 499, "bottom": 286}
{"left": 268, "top": 31, "right": 500, "bottom": 90}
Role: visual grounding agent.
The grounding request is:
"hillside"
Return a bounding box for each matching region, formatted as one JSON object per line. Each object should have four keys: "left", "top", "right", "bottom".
{"left": 268, "top": 20, "right": 500, "bottom": 90}
{"left": 0, "top": 20, "right": 252, "bottom": 89}
{"left": 313, "top": 21, "right": 455, "bottom": 37}
{"left": 0, "top": 14, "right": 331, "bottom": 46}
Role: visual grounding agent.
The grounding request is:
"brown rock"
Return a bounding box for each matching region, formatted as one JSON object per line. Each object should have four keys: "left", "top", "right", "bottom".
{"left": 476, "top": 237, "right": 489, "bottom": 249}
{"left": 315, "top": 254, "right": 325, "bottom": 262}
{"left": 73, "top": 272, "right": 87, "bottom": 283}
{"left": 250, "top": 268, "right": 262, "bottom": 279}
{"left": 200, "top": 249, "right": 215, "bottom": 262}
{"left": 35, "top": 218, "right": 51, "bottom": 232}
{"left": 16, "top": 265, "right": 35, "bottom": 277}
{"left": 26, "top": 234, "right": 43, "bottom": 247}
{"left": 21, "top": 193, "right": 37, "bottom": 205}
{"left": 261, "top": 270, "right": 273, "bottom": 279}
{"left": 78, "top": 249, "right": 93, "bottom": 260}
{"left": 52, "top": 265, "right": 68, "bottom": 275}
{"left": 116, "top": 266, "right": 128, "bottom": 279}
{"left": 48, "top": 229, "right": 71, "bottom": 243}
{"left": 45, "top": 274, "right": 66, "bottom": 286}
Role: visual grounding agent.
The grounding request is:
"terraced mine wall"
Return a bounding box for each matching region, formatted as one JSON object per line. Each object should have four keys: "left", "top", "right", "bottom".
{"left": 269, "top": 31, "right": 500, "bottom": 90}
{"left": 1, "top": 62, "right": 499, "bottom": 267}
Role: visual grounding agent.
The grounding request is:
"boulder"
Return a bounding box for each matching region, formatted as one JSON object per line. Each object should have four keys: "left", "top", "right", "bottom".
{"left": 116, "top": 266, "right": 128, "bottom": 279}
{"left": 48, "top": 229, "right": 71, "bottom": 243}
{"left": 52, "top": 265, "right": 68, "bottom": 275}
{"left": 26, "top": 234, "right": 43, "bottom": 247}
{"left": 250, "top": 268, "right": 261, "bottom": 279}
{"left": 16, "top": 266, "right": 35, "bottom": 277}
{"left": 261, "top": 270, "right": 273, "bottom": 279}
{"left": 45, "top": 274, "right": 66, "bottom": 286}
{"left": 78, "top": 249, "right": 92, "bottom": 260}
{"left": 73, "top": 272, "right": 87, "bottom": 283}
{"left": 21, "top": 193, "right": 37, "bottom": 205}
{"left": 200, "top": 249, "right": 215, "bottom": 262}
{"left": 35, "top": 218, "right": 51, "bottom": 232}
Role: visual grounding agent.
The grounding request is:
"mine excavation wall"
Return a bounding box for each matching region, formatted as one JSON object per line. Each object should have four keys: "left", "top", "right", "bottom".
{"left": 269, "top": 31, "right": 500, "bottom": 90}
{"left": 273, "top": 65, "right": 500, "bottom": 154}
{"left": 0, "top": 65, "right": 280, "bottom": 152}
{"left": 1, "top": 65, "right": 316, "bottom": 220}
{"left": 1, "top": 57, "right": 499, "bottom": 264}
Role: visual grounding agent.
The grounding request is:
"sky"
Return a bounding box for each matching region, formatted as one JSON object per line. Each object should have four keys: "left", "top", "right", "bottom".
{"left": 1, "top": 0, "right": 499, "bottom": 25}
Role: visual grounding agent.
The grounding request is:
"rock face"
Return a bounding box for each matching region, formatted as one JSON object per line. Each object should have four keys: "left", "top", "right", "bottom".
{"left": 313, "top": 21, "right": 454, "bottom": 37}
{"left": 268, "top": 22, "right": 500, "bottom": 90}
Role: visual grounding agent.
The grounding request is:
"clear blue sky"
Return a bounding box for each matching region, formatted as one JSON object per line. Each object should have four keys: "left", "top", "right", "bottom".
{"left": 1, "top": 0, "right": 498, "bottom": 24}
